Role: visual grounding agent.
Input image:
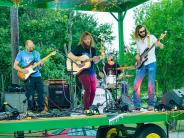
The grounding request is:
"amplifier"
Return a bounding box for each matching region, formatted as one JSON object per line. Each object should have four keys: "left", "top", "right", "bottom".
{"left": 48, "top": 83, "right": 70, "bottom": 109}
{"left": 4, "top": 92, "right": 27, "bottom": 113}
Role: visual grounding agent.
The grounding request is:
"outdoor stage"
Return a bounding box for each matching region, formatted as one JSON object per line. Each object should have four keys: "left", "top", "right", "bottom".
{"left": 0, "top": 110, "right": 184, "bottom": 133}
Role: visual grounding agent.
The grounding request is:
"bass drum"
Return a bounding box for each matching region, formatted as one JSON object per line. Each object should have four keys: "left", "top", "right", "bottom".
{"left": 82, "top": 88, "right": 113, "bottom": 113}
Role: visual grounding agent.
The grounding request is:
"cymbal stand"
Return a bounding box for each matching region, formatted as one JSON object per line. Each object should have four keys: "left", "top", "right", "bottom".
{"left": 114, "top": 52, "right": 118, "bottom": 101}
{"left": 122, "top": 71, "right": 129, "bottom": 96}
{"left": 101, "top": 60, "right": 113, "bottom": 110}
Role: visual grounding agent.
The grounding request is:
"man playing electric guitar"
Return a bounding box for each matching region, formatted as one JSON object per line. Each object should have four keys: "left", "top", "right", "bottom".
{"left": 67, "top": 32, "right": 102, "bottom": 114}
{"left": 133, "top": 25, "right": 164, "bottom": 111}
{"left": 14, "top": 40, "right": 46, "bottom": 113}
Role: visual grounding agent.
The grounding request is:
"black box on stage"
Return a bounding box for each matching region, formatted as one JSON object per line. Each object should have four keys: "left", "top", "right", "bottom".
{"left": 48, "top": 84, "right": 70, "bottom": 109}
{"left": 161, "top": 89, "right": 184, "bottom": 109}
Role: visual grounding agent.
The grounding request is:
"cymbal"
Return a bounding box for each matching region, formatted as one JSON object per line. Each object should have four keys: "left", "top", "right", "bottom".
{"left": 117, "top": 66, "right": 135, "bottom": 70}
{"left": 124, "top": 74, "right": 133, "bottom": 78}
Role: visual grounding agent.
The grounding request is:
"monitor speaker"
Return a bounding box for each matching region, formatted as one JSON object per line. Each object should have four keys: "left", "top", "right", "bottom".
{"left": 161, "top": 89, "right": 184, "bottom": 109}
{"left": 48, "top": 84, "right": 70, "bottom": 109}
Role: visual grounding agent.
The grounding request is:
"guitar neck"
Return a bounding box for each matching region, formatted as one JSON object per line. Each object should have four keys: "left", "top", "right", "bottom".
{"left": 32, "top": 53, "right": 53, "bottom": 69}
{"left": 141, "top": 41, "right": 157, "bottom": 57}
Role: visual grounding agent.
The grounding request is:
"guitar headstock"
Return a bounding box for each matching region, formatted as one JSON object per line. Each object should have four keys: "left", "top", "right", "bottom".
{"left": 99, "top": 44, "right": 105, "bottom": 59}
{"left": 159, "top": 31, "right": 167, "bottom": 41}
{"left": 51, "top": 50, "right": 57, "bottom": 56}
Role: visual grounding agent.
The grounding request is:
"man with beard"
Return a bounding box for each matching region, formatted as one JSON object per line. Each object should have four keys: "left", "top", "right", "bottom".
{"left": 14, "top": 40, "right": 45, "bottom": 113}
{"left": 67, "top": 32, "right": 101, "bottom": 114}
{"left": 133, "top": 25, "right": 163, "bottom": 111}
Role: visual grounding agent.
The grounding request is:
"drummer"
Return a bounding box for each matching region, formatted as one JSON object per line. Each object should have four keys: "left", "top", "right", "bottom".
{"left": 104, "top": 53, "right": 122, "bottom": 79}
{"left": 99, "top": 53, "right": 122, "bottom": 97}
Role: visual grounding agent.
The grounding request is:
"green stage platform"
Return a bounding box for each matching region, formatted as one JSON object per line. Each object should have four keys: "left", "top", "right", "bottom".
{"left": 0, "top": 110, "right": 184, "bottom": 133}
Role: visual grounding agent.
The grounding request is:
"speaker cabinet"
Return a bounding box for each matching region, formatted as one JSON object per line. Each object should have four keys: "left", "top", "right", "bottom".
{"left": 4, "top": 92, "right": 27, "bottom": 113}
{"left": 161, "top": 89, "right": 184, "bottom": 109}
{"left": 48, "top": 84, "right": 70, "bottom": 109}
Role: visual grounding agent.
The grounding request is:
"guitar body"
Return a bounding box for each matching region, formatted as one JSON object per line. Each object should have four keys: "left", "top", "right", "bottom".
{"left": 136, "top": 48, "right": 149, "bottom": 69}
{"left": 17, "top": 65, "right": 36, "bottom": 80}
{"left": 66, "top": 55, "right": 91, "bottom": 75}
{"left": 17, "top": 51, "right": 57, "bottom": 80}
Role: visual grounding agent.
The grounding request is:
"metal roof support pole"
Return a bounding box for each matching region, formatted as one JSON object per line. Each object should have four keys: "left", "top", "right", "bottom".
{"left": 118, "top": 11, "right": 126, "bottom": 65}
{"left": 110, "top": 11, "right": 126, "bottom": 65}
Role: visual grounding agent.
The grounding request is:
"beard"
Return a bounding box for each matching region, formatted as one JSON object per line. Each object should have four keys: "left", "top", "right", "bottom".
{"left": 83, "top": 43, "right": 91, "bottom": 49}
{"left": 139, "top": 31, "right": 147, "bottom": 38}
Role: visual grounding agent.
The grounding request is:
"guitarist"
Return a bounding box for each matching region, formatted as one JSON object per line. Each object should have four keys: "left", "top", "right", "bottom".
{"left": 133, "top": 25, "right": 164, "bottom": 111}
{"left": 13, "top": 40, "right": 45, "bottom": 113}
{"left": 67, "top": 32, "right": 101, "bottom": 114}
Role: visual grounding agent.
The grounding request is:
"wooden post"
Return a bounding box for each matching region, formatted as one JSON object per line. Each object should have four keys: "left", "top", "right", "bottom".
{"left": 10, "top": 6, "right": 19, "bottom": 84}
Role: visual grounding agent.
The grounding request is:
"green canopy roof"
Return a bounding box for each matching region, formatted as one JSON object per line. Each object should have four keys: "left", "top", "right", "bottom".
{"left": 0, "top": 0, "right": 148, "bottom": 12}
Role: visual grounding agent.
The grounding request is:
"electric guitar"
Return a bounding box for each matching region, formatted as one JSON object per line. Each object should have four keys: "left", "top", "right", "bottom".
{"left": 136, "top": 31, "right": 167, "bottom": 69}
{"left": 18, "top": 51, "right": 57, "bottom": 80}
{"left": 66, "top": 47, "right": 105, "bottom": 75}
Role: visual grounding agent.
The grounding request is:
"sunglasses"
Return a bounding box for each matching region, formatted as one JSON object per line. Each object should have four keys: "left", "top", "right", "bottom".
{"left": 139, "top": 30, "right": 145, "bottom": 34}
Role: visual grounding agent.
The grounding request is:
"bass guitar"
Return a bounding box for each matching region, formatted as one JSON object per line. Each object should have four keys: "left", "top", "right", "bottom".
{"left": 18, "top": 51, "right": 57, "bottom": 80}
{"left": 136, "top": 31, "right": 167, "bottom": 69}
{"left": 66, "top": 47, "right": 105, "bottom": 75}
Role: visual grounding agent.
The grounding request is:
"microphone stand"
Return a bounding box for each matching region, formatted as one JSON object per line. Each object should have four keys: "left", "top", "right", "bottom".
{"left": 57, "top": 51, "right": 78, "bottom": 111}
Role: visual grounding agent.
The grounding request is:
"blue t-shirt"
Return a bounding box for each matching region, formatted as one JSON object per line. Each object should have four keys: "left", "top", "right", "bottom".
{"left": 15, "top": 50, "right": 41, "bottom": 77}
{"left": 71, "top": 45, "right": 96, "bottom": 75}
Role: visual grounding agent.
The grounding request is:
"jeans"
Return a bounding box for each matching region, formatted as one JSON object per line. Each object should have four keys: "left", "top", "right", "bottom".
{"left": 78, "top": 74, "right": 97, "bottom": 110}
{"left": 133, "top": 62, "right": 156, "bottom": 107}
{"left": 24, "top": 76, "right": 45, "bottom": 111}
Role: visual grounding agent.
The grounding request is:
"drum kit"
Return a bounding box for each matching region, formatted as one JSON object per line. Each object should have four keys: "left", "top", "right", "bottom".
{"left": 92, "top": 65, "right": 135, "bottom": 113}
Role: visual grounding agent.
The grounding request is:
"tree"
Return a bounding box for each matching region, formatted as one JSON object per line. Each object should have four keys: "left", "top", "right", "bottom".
{"left": 0, "top": 7, "right": 114, "bottom": 91}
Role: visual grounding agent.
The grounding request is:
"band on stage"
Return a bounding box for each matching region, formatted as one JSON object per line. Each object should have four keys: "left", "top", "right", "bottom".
{"left": 13, "top": 24, "right": 165, "bottom": 114}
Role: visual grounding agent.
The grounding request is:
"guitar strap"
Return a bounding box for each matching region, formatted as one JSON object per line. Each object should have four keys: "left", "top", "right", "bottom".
{"left": 32, "top": 50, "right": 37, "bottom": 63}
{"left": 147, "top": 33, "right": 151, "bottom": 48}
{"left": 90, "top": 48, "right": 92, "bottom": 58}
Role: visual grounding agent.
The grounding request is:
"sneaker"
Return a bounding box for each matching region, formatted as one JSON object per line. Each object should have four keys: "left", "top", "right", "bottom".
{"left": 27, "top": 111, "right": 34, "bottom": 116}
{"left": 84, "top": 110, "right": 93, "bottom": 116}
{"left": 132, "top": 107, "right": 141, "bottom": 111}
{"left": 147, "top": 106, "right": 154, "bottom": 111}
{"left": 40, "top": 110, "right": 48, "bottom": 114}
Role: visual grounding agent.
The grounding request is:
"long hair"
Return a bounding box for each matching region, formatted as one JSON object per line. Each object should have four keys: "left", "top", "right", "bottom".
{"left": 79, "top": 32, "right": 94, "bottom": 47}
{"left": 134, "top": 25, "right": 148, "bottom": 39}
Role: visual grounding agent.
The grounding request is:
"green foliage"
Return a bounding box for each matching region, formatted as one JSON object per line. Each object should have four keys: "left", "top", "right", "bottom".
{"left": 0, "top": 7, "right": 114, "bottom": 90}
{"left": 0, "top": 7, "right": 11, "bottom": 91}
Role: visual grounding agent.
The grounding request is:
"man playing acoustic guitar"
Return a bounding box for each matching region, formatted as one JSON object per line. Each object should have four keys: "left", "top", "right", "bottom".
{"left": 14, "top": 40, "right": 45, "bottom": 113}
{"left": 133, "top": 25, "right": 164, "bottom": 111}
{"left": 67, "top": 32, "right": 102, "bottom": 114}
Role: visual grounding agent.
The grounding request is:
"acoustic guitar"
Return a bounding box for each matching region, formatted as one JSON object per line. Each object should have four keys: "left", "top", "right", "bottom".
{"left": 66, "top": 47, "right": 105, "bottom": 75}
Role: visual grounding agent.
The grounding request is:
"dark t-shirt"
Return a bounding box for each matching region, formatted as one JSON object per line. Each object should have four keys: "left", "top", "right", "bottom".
{"left": 71, "top": 45, "right": 96, "bottom": 75}
{"left": 105, "top": 63, "right": 121, "bottom": 76}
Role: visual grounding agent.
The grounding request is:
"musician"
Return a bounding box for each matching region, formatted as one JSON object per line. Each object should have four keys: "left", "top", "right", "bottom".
{"left": 14, "top": 40, "right": 45, "bottom": 113}
{"left": 133, "top": 25, "right": 163, "bottom": 111}
{"left": 105, "top": 54, "right": 121, "bottom": 79}
{"left": 67, "top": 32, "right": 101, "bottom": 113}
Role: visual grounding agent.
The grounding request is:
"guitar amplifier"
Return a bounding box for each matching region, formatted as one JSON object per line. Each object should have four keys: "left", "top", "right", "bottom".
{"left": 4, "top": 92, "right": 27, "bottom": 113}
{"left": 45, "top": 81, "right": 70, "bottom": 109}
